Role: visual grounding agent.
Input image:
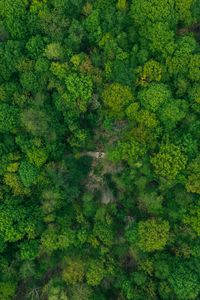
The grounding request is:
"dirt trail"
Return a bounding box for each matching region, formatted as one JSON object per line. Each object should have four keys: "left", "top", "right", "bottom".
{"left": 80, "top": 151, "right": 106, "bottom": 159}
{"left": 82, "top": 151, "right": 117, "bottom": 204}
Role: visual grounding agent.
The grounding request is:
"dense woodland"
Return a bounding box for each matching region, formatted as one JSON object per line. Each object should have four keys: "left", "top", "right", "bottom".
{"left": 0, "top": 0, "right": 200, "bottom": 299}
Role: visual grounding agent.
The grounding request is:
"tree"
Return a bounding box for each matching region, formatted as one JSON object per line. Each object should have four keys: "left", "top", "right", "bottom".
{"left": 43, "top": 283, "right": 68, "bottom": 300}
{"left": 25, "top": 35, "right": 45, "bottom": 59}
{"left": 86, "top": 260, "right": 105, "bottom": 286}
{"left": 137, "top": 192, "right": 163, "bottom": 215}
{"left": 69, "top": 284, "right": 92, "bottom": 300}
{"left": 20, "top": 71, "right": 40, "bottom": 92}
{"left": 138, "top": 83, "right": 171, "bottom": 112}
{"left": 0, "top": 281, "right": 16, "bottom": 300}
{"left": 175, "top": 0, "right": 194, "bottom": 25}
{"left": 131, "top": 0, "right": 177, "bottom": 56}
{"left": 138, "top": 219, "right": 170, "bottom": 252}
{"left": 167, "top": 36, "right": 196, "bottom": 78}
{"left": 19, "top": 240, "right": 40, "bottom": 261}
{"left": 102, "top": 83, "right": 134, "bottom": 119}
{"left": 50, "top": 61, "right": 68, "bottom": 80}
{"left": 26, "top": 145, "right": 48, "bottom": 167}
{"left": 135, "top": 109, "right": 159, "bottom": 129}
{"left": 183, "top": 204, "right": 200, "bottom": 237}
{"left": 67, "top": 19, "right": 84, "bottom": 51}
{"left": 0, "top": 0, "right": 28, "bottom": 39}
{"left": 188, "top": 83, "right": 200, "bottom": 110}
{"left": 186, "top": 156, "right": 200, "bottom": 194}
{"left": 188, "top": 54, "right": 200, "bottom": 82}
{"left": 41, "top": 227, "right": 75, "bottom": 252}
{"left": 159, "top": 99, "right": 188, "bottom": 129}
{"left": 44, "top": 43, "right": 64, "bottom": 61}
{"left": 19, "top": 161, "right": 39, "bottom": 187}
{"left": 62, "top": 258, "right": 85, "bottom": 284}
{"left": 116, "top": 0, "right": 127, "bottom": 11}
{"left": 169, "top": 263, "right": 199, "bottom": 300}
{"left": 146, "top": 22, "right": 175, "bottom": 56}
{"left": 0, "top": 199, "right": 39, "bottom": 242}
{"left": 108, "top": 139, "right": 146, "bottom": 166}
{"left": 0, "top": 40, "right": 22, "bottom": 80}
{"left": 0, "top": 104, "right": 19, "bottom": 133}
{"left": 55, "top": 73, "right": 93, "bottom": 121}
{"left": 4, "top": 173, "right": 27, "bottom": 196}
{"left": 131, "top": 0, "right": 176, "bottom": 27}
{"left": 93, "top": 221, "right": 114, "bottom": 247}
{"left": 151, "top": 144, "right": 187, "bottom": 180}
{"left": 84, "top": 9, "right": 102, "bottom": 44}
{"left": 138, "top": 60, "right": 162, "bottom": 86}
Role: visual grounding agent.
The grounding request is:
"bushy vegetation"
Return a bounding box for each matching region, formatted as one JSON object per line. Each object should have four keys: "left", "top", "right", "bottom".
{"left": 0, "top": 0, "right": 199, "bottom": 299}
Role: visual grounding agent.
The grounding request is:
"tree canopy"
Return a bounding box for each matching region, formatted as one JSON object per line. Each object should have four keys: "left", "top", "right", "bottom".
{"left": 0, "top": 0, "right": 199, "bottom": 299}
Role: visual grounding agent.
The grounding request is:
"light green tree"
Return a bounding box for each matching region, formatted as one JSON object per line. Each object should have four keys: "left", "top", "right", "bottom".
{"left": 186, "top": 156, "right": 200, "bottom": 194}
{"left": 86, "top": 260, "right": 105, "bottom": 286}
{"left": 62, "top": 258, "right": 85, "bottom": 284}
{"left": 138, "top": 83, "right": 171, "bottom": 112}
{"left": 138, "top": 219, "right": 170, "bottom": 252}
{"left": 102, "top": 83, "right": 134, "bottom": 118}
{"left": 151, "top": 144, "right": 187, "bottom": 180}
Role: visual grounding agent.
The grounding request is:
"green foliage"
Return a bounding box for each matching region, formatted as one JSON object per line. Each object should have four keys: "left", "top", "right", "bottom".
{"left": 26, "top": 35, "right": 45, "bottom": 59}
{"left": 93, "top": 222, "right": 114, "bottom": 247}
{"left": 138, "top": 83, "right": 171, "bottom": 112}
{"left": 19, "top": 161, "right": 39, "bottom": 187}
{"left": 138, "top": 60, "right": 162, "bottom": 86}
{"left": 183, "top": 204, "right": 200, "bottom": 236}
{"left": 41, "top": 227, "right": 75, "bottom": 252}
{"left": 69, "top": 284, "right": 92, "bottom": 300}
{"left": 86, "top": 260, "right": 105, "bottom": 286}
{"left": 26, "top": 146, "right": 48, "bottom": 167}
{"left": 169, "top": 264, "right": 200, "bottom": 300}
{"left": 131, "top": 0, "right": 176, "bottom": 26}
{"left": 108, "top": 139, "right": 146, "bottom": 166}
{"left": 0, "top": 104, "right": 19, "bottom": 133}
{"left": 137, "top": 192, "right": 163, "bottom": 215}
{"left": 167, "top": 36, "right": 196, "bottom": 77}
{"left": 62, "top": 258, "right": 85, "bottom": 284}
{"left": 4, "top": 173, "right": 27, "bottom": 196}
{"left": 175, "top": 0, "right": 194, "bottom": 24}
{"left": 0, "top": 282, "right": 16, "bottom": 300}
{"left": 65, "top": 73, "right": 93, "bottom": 109}
{"left": 50, "top": 61, "right": 68, "bottom": 79}
{"left": 186, "top": 156, "right": 200, "bottom": 194}
{"left": 85, "top": 9, "right": 102, "bottom": 44}
{"left": 151, "top": 144, "right": 187, "bottom": 180}
{"left": 148, "top": 22, "right": 175, "bottom": 56}
{"left": 45, "top": 285, "right": 68, "bottom": 300}
{"left": 188, "top": 54, "right": 200, "bottom": 81}
{"left": 19, "top": 240, "right": 39, "bottom": 260}
{"left": 21, "top": 108, "right": 49, "bottom": 136}
{"left": 0, "top": 200, "right": 39, "bottom": 242}
{"left": 117, "top": 0, "right": 127, "bottom": 11}
{"left": 20, "top": 71, "right": 40, "bottom": 92}
{"left": 102, "top": 83, "right": 134, "bottom": 118}
{"left": 56, "top": 73, "right": 93, "bottom": 123}
{"left": 44, "top": 43, "right": 64, "bottom": 60}
{"left": 159, "top": 99, "right": 188, "bottom": 129}
{"left": 0, "top": 0, "right": 199, "bottom": 299}
{"left": 138, "top": 219, "right": 170, "bottom": 252}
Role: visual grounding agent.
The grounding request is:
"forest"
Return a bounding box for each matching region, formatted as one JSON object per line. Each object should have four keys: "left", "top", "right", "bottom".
{"left": 0, "top": 0, "right": 200, "bottom": 299}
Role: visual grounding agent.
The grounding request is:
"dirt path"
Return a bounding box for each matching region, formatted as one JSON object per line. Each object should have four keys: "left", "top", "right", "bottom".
{"left": 80, "top": 151, "right": 106, "bottom": 159}
{"left": 81, "top": 151, "right": 117, "bottom": 204}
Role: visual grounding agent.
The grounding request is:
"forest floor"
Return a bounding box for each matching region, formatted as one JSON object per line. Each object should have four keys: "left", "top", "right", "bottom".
{"left": 81, "top": 151, "right": 119, "bottom": 204}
